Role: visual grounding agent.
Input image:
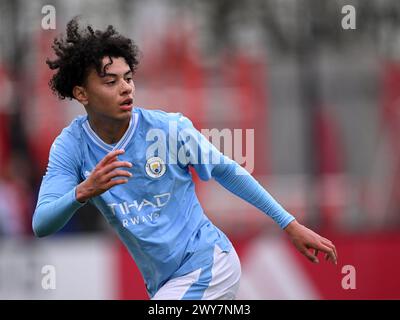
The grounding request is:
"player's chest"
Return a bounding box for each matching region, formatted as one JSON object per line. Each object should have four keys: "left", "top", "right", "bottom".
{"left": 80, "top": 146, "right": 176, "bottom": 189}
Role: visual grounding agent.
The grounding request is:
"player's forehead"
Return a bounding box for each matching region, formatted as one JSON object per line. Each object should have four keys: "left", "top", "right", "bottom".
{"left": 100, "top": 56, "right": 131, "bottom": 76}
{"left": 89, "top": 57, "right": 131, "bottom": 78}
{"left": 85, "top": 56, "right": 131, "bottom": 84}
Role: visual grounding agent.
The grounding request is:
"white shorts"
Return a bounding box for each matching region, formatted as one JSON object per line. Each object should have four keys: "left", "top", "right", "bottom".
{"left": 152, "top": 245, "right": 241, "bottom": 300}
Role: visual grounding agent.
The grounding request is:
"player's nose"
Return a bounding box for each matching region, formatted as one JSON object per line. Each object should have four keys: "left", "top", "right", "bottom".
{"left": 120, "top": 79, "right": 133, "bottom": 95}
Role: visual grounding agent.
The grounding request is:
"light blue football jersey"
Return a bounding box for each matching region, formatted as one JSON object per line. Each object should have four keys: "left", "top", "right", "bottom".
{"left": 36, "top": 107, "right": 233, "bottom": 296}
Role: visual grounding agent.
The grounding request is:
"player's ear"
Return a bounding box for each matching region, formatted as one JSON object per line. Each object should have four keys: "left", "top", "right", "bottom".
{"left": 73, "top": 85, "right": 89, "bottom": 106}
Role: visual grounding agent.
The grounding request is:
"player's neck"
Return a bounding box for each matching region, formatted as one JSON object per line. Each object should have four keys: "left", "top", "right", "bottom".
{"left": 88, "top": 116, "right": 130, "bottom": 145}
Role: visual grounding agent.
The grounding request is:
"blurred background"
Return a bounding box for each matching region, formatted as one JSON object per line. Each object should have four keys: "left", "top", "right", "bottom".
{"left": 0, "top": 0, "right": 399, "bottom": 299}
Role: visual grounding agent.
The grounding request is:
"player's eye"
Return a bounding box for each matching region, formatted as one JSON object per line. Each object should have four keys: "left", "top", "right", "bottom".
{"left": 106, "top": 80, "right": 116, "bottom": 85}
{"left": 125, "top": 77, "right": 133, "bottom": 83}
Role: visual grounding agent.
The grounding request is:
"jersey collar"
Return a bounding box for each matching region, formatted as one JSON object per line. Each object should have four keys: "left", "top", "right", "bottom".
{"left": 82, "top": 111, "right": 139, "bottom": 153}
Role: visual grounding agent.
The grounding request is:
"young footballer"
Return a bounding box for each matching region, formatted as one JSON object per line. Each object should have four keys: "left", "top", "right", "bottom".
{"left": 32, "top": 18, "right": 338, "bottom": 300}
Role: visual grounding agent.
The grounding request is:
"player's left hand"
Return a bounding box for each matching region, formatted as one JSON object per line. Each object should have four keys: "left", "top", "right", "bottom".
{"left": 284, "top": 220, "right": 338, "bottom": 265}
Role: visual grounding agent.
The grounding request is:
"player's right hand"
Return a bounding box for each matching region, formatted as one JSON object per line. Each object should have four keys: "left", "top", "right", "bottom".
{"left": 76, "top": 149, "right": 132, "bottom": 203}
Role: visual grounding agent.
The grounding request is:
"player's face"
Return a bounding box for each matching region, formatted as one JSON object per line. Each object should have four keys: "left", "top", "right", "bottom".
{"left": 83, "top": 56, "right": 135, "bottom": 122}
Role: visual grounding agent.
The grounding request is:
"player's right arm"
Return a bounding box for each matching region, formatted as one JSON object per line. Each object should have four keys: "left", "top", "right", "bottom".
{"left": 32, "top": 134, "right": 131, "bottom": 237}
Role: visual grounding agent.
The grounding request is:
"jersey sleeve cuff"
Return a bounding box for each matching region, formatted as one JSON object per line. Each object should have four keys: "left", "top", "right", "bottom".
{"left": 71, "top": 187, "right": 88, "bottom": 208}
{"left": 279, "top": 215, "right": 296, "bottom": 229}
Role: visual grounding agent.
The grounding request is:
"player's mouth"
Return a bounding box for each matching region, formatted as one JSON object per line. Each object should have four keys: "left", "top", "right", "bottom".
{"left": 119, "top": 98, "right": 133, "bottom": 111}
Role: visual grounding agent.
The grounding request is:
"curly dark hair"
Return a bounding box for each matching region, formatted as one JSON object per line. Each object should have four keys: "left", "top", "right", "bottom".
{"left": 46, "top": 17, "right": 140, "bottom": 100}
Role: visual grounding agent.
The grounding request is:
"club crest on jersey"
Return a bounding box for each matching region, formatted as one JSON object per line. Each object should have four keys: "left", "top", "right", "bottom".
{"left": 145, "top": 157, "right": 166, "bottom": 178}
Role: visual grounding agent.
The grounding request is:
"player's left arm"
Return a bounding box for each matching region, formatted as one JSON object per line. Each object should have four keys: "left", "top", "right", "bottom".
{"left": 175, "top": 113, "right": 338, "bottom": 265}
{"left": 211, "top": 162, "right": 338, "bottom": 265}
